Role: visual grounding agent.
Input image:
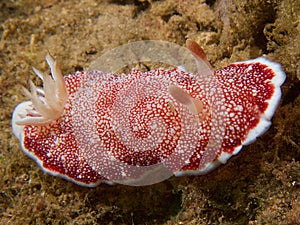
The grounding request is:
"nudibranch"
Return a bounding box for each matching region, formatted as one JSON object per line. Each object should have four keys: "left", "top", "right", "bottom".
{"left": 12, "top": 40, "right": 286, "bottom": 186}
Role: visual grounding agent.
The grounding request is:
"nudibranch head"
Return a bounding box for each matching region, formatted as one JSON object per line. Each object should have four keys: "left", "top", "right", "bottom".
{"left": 12, "top": 40, "right": 286, "bottom": 187}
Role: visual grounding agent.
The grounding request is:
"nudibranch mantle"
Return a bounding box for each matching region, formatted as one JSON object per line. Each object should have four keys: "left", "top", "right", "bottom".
{"left": 12, "top": 40, "right": 286, "bottom": 187}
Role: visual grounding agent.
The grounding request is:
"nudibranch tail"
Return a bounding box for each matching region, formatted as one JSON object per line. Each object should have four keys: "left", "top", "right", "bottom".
{"left": 15, "top": 53, "right": 68, "bottom": 125}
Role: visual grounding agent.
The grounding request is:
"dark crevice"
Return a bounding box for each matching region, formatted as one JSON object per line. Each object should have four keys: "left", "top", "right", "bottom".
{"left": 109, "top": 0, "right": 150, "bottom": 12}
{"left": 206, "top": 0, "right": 218, "bottom": 7}
{"left": 161, "top": 11, "right": 182, "bottom": 23}
{"left": 73, "top": 65, "right": 84, "bottom": 72}
{"left": 282, "top": 80, "right": 300, "bottom": 106}
{"left": 251, "top": 3, "right": 278, "bottom": 53}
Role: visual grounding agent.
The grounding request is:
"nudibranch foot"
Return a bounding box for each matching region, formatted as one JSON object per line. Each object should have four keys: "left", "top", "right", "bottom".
{"left": 15, "top": 53, "right": 68, "bottom": 126}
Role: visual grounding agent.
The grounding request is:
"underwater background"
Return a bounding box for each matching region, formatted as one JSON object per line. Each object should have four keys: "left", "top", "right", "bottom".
{"left": 0, "top": 0, "right": 299, "bottom": 224}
